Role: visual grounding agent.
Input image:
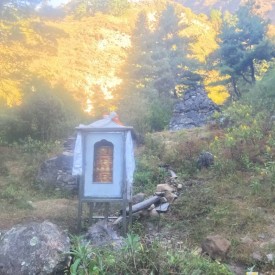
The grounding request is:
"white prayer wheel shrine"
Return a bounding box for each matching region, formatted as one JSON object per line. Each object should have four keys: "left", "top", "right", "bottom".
{"left": 72, "top": 113, "right": 135, "bottom": 232}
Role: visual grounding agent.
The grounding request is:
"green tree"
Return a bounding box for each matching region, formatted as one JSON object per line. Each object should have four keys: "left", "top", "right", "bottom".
{"left": 109, "top": 0, "right": 129, "bottom": 16}
{"left": 0, "top": 78, "right": 83, "bottom": 142}
{"left": 118, "top": 10, "right": 173, "bottom": 138}
{"left": 0, "top": 0, "right": 41, "bottom": 20}
{"left": 72, "top": 0, "right": 129, "bottom": 17}
{"left": 218, "top": 3, "right": 275, "bottom": 97}
{"left": 118, "top": 11, "right": 155, "bottom": 136}
{"left": 152, "top": 4, "right": 201, "bottom": 98}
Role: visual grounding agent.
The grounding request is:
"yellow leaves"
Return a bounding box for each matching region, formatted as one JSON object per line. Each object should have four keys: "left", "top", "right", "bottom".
{"left": 0, "top": 79, "right": 22, "bottom": 107}
{"left": 171, "top": 44, "right": 177, "bottom": 51}
{"left": 203, "top": 70, "right": 230, "bottom": 105}
{"left": 179, "top": 9, "right": 219, "bottom": 63}
{"left": 265, "top": 145, "right": 271, "bottom": 153}
{"left": 205, "top": 85, "right": 229, "bottom": 105}
{"left": 27, "top": 14, "right": 134, "bottom": 112}
{"left": 240, "top": 124, "right": 249, "bottom": 130}
{"left": 267, "top": 25, "right": 275, "bottom": 40}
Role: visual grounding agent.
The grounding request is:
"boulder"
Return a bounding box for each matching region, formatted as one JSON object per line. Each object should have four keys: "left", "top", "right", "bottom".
{"left": 201, "top": 235, "right": 231, "bottom": 260}
{"left": 0, "top": 221, "right": 70, "bottom": 275}
{"left": 37, "top": 152, "right": 78, "bottom": 192}
{"left": 169, "top": 87, "right": 220, "bottom": 130}
{"left": 197, "top": 151, "right": 214, "bottom": 169}
{"left": 86, "top": 221, "right": 123, "bottom": 249}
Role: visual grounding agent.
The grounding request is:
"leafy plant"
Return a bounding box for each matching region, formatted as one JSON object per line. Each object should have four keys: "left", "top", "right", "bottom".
{"left": 69, "top": 236, "right": 116, "bottom": 275}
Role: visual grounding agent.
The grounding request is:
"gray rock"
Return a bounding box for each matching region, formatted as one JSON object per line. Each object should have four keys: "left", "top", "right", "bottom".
{"left": 63, "top": 137, "right": 76, "bottom": 152}
{"left": 37, "top": 152, "right": 78, "bottom": 192}
{"left": 266, "top": 253, "right": 274, "bottom": 262}
{"left": 149, "top": 208, "right": 159, "bottom": 217}
{"left": 155, "top": 202, "right": 170, "bottom": 212}
{"left": 177, "top": 183, "right": 183, "bottom": 190}
{"left": 86, "top": 221, "right": 123, "bottom": 249}
{"left": 258, "top": 233, "right": 266, "bottom": 240}
{"left": 147, "top": 204, "right": 155, "bottom": 211}
{"left": 197, "top": 151, "right": 214, "bottom": 169}
{"left": 252, "top": 251, "right": 263, "bottom": 262}
{"left": 0, "top": 221, "right": 70, "bottom": 275}
{"left": 169, "top": 87, "right": 220, "bottom": 130}
{"left": 164, "top": 191, "right": 178, "bottom": 203}
{"left": 201, "top": 235, "right": 231, "bottom": 260}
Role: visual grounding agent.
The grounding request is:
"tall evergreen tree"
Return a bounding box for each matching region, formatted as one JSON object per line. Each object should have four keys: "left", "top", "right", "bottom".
{"left": 152, "top": 4, "right": 201, "bottom": 98}
{"left": 218, "top": 3, "right": 275, "bottom": 97}
{"left": 118, "top": 10, "right": 172, "bottom": 136}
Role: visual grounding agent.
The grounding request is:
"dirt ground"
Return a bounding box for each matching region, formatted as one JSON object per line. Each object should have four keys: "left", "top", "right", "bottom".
{"left": 0, "top": 199, "right": 78, "bottom": 232}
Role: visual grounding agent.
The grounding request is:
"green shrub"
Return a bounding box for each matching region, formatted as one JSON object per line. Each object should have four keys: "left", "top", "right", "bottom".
{"left": 210, "top": 100, "right": 270, "bottom": 175}
{"left": 119, "top": 92, "right": 173, "bottom": 142}
{"left": 148, "top": 97, "right": 173, "bottom": 132}
{"left": 134, "top": 154, "right": 167, "bottom": 194}
{"left": 68, "top": 233, "right": 233, "bottom": 274}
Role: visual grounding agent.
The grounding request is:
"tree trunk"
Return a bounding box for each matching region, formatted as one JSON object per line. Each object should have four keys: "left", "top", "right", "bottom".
{"left": 250, "top": 61, "right": 256, "bottom": 83}
{"left": 231, "top": 77, "right": 241, "bottom": 98}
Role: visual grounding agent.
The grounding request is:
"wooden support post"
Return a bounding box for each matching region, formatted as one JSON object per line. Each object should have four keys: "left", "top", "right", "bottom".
{"left": 104, "top": 202, "right": 110, "bottom": 222}
{"left": 129, "top": 201, "right": 133, "bottom": 231}
{"left": 77, "top": 200, "right": 83, "bottom": 232}
{"left": 89, "top": 202, "right": 94, "bottom": 226}
{"left": 122, "top": 200, "right": 127, "bottom": 236}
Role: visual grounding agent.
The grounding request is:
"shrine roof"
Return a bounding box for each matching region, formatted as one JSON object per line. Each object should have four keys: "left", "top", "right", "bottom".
{"left": 76, "top": 112, "right": 133, "bottom": 132}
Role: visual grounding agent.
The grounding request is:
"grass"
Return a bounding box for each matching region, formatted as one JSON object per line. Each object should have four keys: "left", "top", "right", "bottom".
{"left": 1, "top": 106, "right": 275, "bottom": 273}
{"left": 132, "top": 124, "right": 275, "bottom": 273}
{"left": 0, "top": 142, "right": 77, "bottom": 230}
{"left": 68, "top": 233, "right": 233, "bottom": 275}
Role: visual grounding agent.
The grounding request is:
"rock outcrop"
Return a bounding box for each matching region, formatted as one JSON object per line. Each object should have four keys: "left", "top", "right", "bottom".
{"left": 169, "top": 87, "right": 220, "bottom": 130}
{"left": 37, "top": 137, "right": 78, "bottom": 192}
{"left": 0, "top": 221, "right": 70, "bottom": 275}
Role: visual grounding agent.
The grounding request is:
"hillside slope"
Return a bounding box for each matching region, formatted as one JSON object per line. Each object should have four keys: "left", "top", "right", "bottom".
{"left": 176, "top": 0, "right": 275, "bottom": 23}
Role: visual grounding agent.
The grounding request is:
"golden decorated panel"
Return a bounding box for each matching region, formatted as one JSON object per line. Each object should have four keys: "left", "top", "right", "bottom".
{"left": 93, "top": 145, "right": 113, "bottom": 183}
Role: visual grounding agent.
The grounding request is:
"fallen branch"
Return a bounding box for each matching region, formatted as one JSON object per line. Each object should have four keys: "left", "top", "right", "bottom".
{"left": 127, "top": 196, "right": 161, "bottom": 214}
{"left": 113, "top": 196, "right": 161, "bottom": 225}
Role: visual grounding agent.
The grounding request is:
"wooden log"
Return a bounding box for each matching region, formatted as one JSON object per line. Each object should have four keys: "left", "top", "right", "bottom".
{"left": 127, "top": 196, "right": 161, "bottom": 214}
{"left": 113, "top": 196, "right": 161, "bottom": 225}
{"left": 113, "top": 211, "right": 143, "bottom": 225}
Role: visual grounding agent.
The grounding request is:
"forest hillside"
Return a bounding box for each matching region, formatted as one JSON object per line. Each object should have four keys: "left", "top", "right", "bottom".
{"left": 0, "top": 0, "right": 275, "bottom": 274}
